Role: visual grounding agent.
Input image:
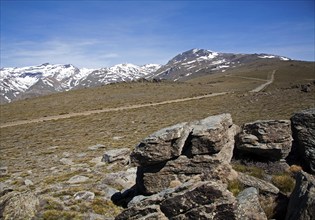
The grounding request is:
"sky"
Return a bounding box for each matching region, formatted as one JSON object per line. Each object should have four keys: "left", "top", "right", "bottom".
{"left": 1, "top": 0, "right": 314, "bottom": 68}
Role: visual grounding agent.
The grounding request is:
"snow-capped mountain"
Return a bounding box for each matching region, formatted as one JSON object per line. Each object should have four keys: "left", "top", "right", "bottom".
{"left": 152, "top": 49, "right": 290, "bottom": 81}
{"left": 0, "top": 63, "right": 161, "bottom": 103}
{"left": 0, "top": 48, "right": 291, "bottom": 104}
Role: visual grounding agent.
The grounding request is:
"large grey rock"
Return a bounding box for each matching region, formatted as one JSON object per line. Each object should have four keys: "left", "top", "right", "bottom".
{"left": 137, "top": 154, "right": 237, "bottom": 195}
{"left": 131, "top": 114, "right": 235, "bottom": 167}
{"left": 236, "top": 120, "right": 292, "bottom": 160}
{"left": 0, "top": 191, "right": 39, "bottom": 219}
{"left": 286, "top": 171, "right": 315, "bottom": 220}
{"left": 131, "top": 122, "right": 191, "bottom": 166}
{"left": 291, "top": 108, "right": 315, "bottom": 173}
{"left": 116, "top": 181, "right": 237, "bottom": 220}
{"left": 236, "top": 187, "right": 267, "bottom": 220}
{"left": 238, "top": 172, "right": 279, "bottom": 194}
{"left": 102, "top": 148, "right": 131, "bottom": 165}
{"left": 185, "top": 113, "right": 234, "bottom": 156}
{"left": 133, "top": 114, "right": 238, "bottom": 194}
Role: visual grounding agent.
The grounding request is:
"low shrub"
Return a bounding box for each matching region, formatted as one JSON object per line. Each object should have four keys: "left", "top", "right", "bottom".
{"left": 271, "top": 174, "right": 295, "bottom": 194}
{"left": 227, "top": 179, "right": 244, "bottom": 196}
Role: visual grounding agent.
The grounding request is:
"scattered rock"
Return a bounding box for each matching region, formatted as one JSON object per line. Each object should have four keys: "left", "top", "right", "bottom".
{"left": 236, "top": 187, "right": 267, "bottom": 220}
{"left": 0, "top": 167, "right": 8, "bottom": 176}
{"left": 60, "top": 158, "right": 74, "bottom": 165}
{"left": 301, "top": 84, "right": 311, "bottom": 92}
{"left": 102, "top": 148, "right": 131, "bottom": 165}
{"left": 291, "top": 108, "right": 315, "bottom": 173}
{"left": 24, "top": 179, "right": 34, "bottom": 186}
{"left": 90, "top": 156, "right": 105, "bottom": 167}
{"left": 236, "top": 120, "right": 292, "bottom": 161}
{"left": 62, "top": 152, "right": 71, "bottom": 157}
{"left": 88, "top": 144, "right": 105, "bottom": 151}
{"left": 285, "top": 171, "right": 315, "bottom": 220}
{"left": 0, "top": 191, "right": 39, "bottom": 219}
{"left": 113, "top": 136, "right": 124, "bottom": 141}
{"left": 67, "top": 175, "right": 89, "bottom": 184}
{"left": 238, "top": 172, "right": 279, "bottom": 194}
{"left": 0, "top": 182, "right": 13, "bottom": 197}
{"left": 74, "top": 191, "right": 95, "bottom": 201}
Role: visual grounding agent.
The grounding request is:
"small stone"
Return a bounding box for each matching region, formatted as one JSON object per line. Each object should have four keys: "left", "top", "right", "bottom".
{"left": 0, "top": 166, "right": 8, "bottom": 176}
{"left": 24, "top": 179, "right": 34, "bottom": 186}
{"left": 60, "top": 158, "right": 74, "bottom": 165}
{"left": 73, "top": 191, "right": 95, "bottom": 201}
{"left": 102, "top": 148, "right": 130, "bottom": 164}
{"left": 62, "top": 152, "right": 71, "bottom": 158}
{"left": 88, "top": 144, "right": 105, "bottom": 151}
{"left": 113, "top": 136, "right": 124, "bottom": 141}
{"left": 67, "top": 175, "right": 89, "bottom": 184}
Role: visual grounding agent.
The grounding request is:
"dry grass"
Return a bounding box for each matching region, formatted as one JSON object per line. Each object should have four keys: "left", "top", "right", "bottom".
{"left": 0, "top": 59, "right": 314, "bottom": 218}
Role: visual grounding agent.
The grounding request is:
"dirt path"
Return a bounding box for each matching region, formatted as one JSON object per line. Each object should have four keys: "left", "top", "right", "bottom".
{"left": 0, "top": 92, "right": 228, "bottom": 128}
{"left": 250, "top": 70, "right": 276, "bottom": 92}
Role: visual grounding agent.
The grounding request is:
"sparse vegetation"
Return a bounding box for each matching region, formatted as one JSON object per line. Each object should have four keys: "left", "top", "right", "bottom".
{"left": 232, "top": 163, "right": 265, "bottom": 179}
{"left": 0, "top": 59, "right": 314, "bottom": 218}
{"left": 227, "top": 179, "right": 244, "bottom": 196}
{"left": 271, "top": 173, "right": 295, "bottom": 194}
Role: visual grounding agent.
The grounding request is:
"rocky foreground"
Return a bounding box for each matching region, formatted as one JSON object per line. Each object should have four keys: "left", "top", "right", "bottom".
{"left": 1, "top": 109, "right": 314, "bottom": 219}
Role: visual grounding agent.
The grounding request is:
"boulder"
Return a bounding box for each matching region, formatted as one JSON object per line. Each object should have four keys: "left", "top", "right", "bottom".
{"left": 134, "top": 116, "right": 238, "bottom": 195}
{"left": 236, "top": 120, "right": 292, "bottom": 161}
{"left": 131, "top": 122, "right": 191, "bottom": 166}
{"left": 291, "top": 108, "right": 315, "bottom": 173}
{"left": 116, "top": 181, "right": 237, "bottom": 220}
{"left": 0, "top": 191, "right": 39, "bottom": 219}
{"left": 236, "top": 187, "right": 267, "bottom": 220}
{"left": 102, "top": 148, "right": 131, "bottom": 165}
{"left": 185, "top": 114, "right": 234, "bottom": 156}
{"left": 285, "top": 171, "right": 315, "bottom": 220}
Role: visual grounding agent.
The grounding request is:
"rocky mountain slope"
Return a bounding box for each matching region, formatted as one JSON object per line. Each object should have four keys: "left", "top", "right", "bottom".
{"left": 0, "top": 49, "right": 290, "bottom": 104}
{"left": 0, "top": 63, "right": 160, "bottom": 103}
{"left": 153, "top": 49, "right": 289, "bottom": 81}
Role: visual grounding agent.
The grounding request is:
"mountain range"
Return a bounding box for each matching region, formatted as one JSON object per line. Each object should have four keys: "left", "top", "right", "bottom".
{"left": 0, "top": 49, "right": 291, "bottom": 104}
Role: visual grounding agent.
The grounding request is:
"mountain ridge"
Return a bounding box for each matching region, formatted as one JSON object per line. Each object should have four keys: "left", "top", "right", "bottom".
{"left": 0, "top": 49, "right": 291, "bottom": 104}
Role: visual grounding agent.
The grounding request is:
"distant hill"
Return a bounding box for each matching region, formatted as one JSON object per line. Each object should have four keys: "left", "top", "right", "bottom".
{"left": 0, "top": 48, "right": 297, "bottom": 104}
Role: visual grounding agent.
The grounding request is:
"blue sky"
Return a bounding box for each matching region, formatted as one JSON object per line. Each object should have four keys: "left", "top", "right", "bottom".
{"left": 1, "top": 0, "right": 314, "bottom": 68}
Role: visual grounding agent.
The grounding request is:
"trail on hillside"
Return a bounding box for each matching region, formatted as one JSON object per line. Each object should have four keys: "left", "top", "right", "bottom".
{"left": 1, "top": 70, "right": 277, "bottom": 128}
{"left": 250, "top": 70, "right": 276, "bottom": 92}
{"left": 0, "top": 92, "right": 228, "bottom": 128}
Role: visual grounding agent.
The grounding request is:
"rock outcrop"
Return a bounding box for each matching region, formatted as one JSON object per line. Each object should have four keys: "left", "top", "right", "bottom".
{"left": 132, "top": 114, "right": 238, "bottom": 195}
{"left": 291, "top": 108, "right": 315, "bottom": 173}
{"left": 236, "top": 120, "right": 292, "bottom": 161}
{"left": 285, "top": 171, "right": 315, "bottom": 220}
{"left": 115, "top": 114, "right": 278, "bottom": 219}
